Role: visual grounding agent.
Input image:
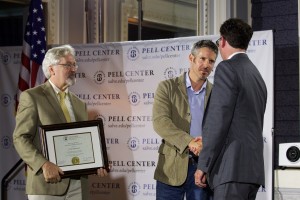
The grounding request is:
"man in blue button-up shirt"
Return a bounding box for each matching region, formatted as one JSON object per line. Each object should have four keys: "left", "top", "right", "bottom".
{"left": 153, "top": 40, "right": 218, "bottom": 200}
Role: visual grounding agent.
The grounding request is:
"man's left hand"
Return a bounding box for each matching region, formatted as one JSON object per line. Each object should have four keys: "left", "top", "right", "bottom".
{"left": 97, "top": 168, "right": 109, "bottom": 177}
{"left": 194, "top": 169, "right": 207, "bottom": 188}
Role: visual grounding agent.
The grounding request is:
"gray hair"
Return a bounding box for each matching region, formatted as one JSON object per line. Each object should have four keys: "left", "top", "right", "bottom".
{"left": 191, "top": 40, "right": 218, "bottom": 57}
{"left": 42, "top": 44, "right": 75, "bottom": 79}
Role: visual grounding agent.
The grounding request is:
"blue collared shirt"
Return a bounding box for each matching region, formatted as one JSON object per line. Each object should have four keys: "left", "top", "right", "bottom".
{"left": 185, "top": 72, "right": 207, "bottom": 138}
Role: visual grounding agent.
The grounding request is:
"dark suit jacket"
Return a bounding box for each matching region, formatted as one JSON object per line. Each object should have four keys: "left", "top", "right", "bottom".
{"left": 153, "top": 72, "right": 212, "bottom": 186}
{"left": 13, "top": 81, "right": 89, "bottom": 196}
{"left": 197, "top": 53, "right": 267, "bottom": 189}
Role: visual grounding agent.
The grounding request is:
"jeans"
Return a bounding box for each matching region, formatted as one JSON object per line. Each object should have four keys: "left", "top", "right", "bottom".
{"left": 156, "top": 159, "right": 213, "bottom": 200}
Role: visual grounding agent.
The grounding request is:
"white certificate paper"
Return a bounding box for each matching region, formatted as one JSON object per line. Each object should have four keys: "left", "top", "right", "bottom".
{"left": 53, "top": 132, "right": 95, "bottom": 167}
{"left": 44, "top": 125, "right": 104, "bottom": 172}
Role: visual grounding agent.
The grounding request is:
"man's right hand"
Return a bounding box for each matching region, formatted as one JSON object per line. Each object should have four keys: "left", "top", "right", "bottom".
{"left": 188, "top": 137, "right": 202, "bottom": 156}
{"left": 42, "top": 161, "right": 64, "bottom": 183}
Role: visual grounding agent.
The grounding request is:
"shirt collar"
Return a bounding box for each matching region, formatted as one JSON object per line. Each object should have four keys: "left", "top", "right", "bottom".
{"left": 228, "top": 51, "right": 246, "bottom": 59}
{"left": 185, "top": 72, "right": 207, "bottom": 93}
{"left": 48, "top": 80, "right": 69, "bottom": 94}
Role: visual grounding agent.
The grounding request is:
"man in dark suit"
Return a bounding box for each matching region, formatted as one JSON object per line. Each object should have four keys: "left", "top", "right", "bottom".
{"left": 13, "top": 45, "right": 108, "bottom": 200}
{"left": 195, "top": 18, "right": 267, "bottom": 200}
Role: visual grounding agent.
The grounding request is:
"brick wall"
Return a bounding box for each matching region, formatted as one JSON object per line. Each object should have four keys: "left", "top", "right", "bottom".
{"left": 252, "top": 0, "right": 299, "bottom": 167}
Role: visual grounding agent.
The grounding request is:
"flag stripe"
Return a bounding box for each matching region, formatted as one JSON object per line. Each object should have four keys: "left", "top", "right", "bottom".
{"left": 30, "top": 61, "right": 40, "bottom": 88}
{"left": 21, "top": 52, "right": 30, "bottom": 72}
{"left": 18, "top": 77, "right": 29, "bottom": 92}
{"left": 16, "top": 0, "right": 47, "bottom": 111}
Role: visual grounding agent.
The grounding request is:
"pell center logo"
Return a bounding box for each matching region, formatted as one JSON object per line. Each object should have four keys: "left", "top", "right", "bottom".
{"left": 94, "top": 114, "right": 106, "bottom": 126}
{"left": 127, "top": 137, "right": 139, "bottom": 151}
{"left": 164, "top": 67, "right": 177, "bottom": 79}
{"left": 127, "top": 46, "right": 140, "bottom": 61}
{"left": 1, "top": 136, "right": 12, "bottom": 149}
{"left": 1, "top": 94, "right": 12, "bottom": 107}
{"left": 0, "top": 51, "right": 11, "bottom": 65}
{"left": 128, "top": 91, "right": 140, "bottom": 106}
{"left": 93, "top": 70, "right": 105, "bottom": 84}
{"left": 128, "top": 181, "right": 141, "bottom": 196}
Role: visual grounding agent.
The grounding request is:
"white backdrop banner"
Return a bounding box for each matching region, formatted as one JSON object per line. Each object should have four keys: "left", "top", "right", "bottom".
{"left": 0, "top": 46, "right": 27, "bottom": 200}
{"left": 0, "top": 30, "right": 273, "bottom": 200}
{"left": 71, "top": 30, "right": 274, "bottom": 200}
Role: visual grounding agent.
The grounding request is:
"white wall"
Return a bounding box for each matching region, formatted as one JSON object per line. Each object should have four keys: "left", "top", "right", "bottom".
{"left": 274, "top": 170, "right": 300, "bottom": 199}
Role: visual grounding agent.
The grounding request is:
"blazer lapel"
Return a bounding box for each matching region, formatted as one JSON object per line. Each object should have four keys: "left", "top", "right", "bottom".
{"left": 178, "top": 73, "right": 189, "bottom": 105}
{"left": 202, "top": 81, "right": 213, "bottom": 124}
{"left": 42, "top": 81, "right": 67, "bottom": 123}
{"left": 204, "top": 81, "right": 213, "bottom": 109}
{"left": 69, "top": 93, "right": 81, "bottom": 121}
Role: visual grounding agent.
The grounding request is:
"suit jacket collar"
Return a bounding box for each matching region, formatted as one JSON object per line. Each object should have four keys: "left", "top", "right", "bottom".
{"left": 41, "top": 81, "right": 69, "bottom": 123}
{"left": 228, "top": 51, "right": 245, "bottom": 59}
{"left": 229, "top": 52, "right": 247, "bottom": 60}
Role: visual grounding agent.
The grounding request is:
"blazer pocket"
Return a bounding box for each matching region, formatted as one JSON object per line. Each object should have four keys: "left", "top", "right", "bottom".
{"left": 157, "top": 144, "right": 177, "bottom": 175}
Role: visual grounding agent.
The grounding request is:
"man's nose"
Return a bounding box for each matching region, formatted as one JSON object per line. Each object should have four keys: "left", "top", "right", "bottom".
{"left": 70, "top": 67, "right": 77, "bottom": 72}
{"left": 203, "top": 60, "right": 210, "bottom": 68}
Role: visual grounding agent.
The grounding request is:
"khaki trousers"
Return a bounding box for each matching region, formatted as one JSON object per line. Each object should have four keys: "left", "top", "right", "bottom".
{"left": 28, "top": 179, "right": 82, "bottom": 200}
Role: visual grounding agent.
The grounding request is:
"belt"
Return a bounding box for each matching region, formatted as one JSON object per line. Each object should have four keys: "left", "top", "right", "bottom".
{"left": 70, "top": 176, "right": 81, "bottom": 180}
{"left": 189, "top": 156, "right": 198, "bottom": 165}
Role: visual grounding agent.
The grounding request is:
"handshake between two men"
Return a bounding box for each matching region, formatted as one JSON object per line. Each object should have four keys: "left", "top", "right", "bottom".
{"left": 188, "top": 136, "right": 203, "bottom": 156}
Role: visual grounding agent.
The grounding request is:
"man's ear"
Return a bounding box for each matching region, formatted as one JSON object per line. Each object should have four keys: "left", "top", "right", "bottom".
{"left": 189, "top": 53, "right": 194, "bottom": 62}
{"left": 49, "top": 66, "right": 55, "bottom": 76}
{"left": 220, "top": 37, "right": 226, "bottom": 48}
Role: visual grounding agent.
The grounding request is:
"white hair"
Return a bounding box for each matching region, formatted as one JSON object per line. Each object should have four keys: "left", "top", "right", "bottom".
{"left": 42, "top": 44, "right": 75, "bottom": 79}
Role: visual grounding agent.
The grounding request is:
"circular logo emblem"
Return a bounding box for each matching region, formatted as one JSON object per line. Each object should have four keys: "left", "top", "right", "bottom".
{"left": 127, "top": 137, "right": 139, "bottom": 151}
{"left": 0, "top": 52, "right": 11, "bottom": 65}
{"left": 95, "top": 114, "right": 106, "bottom": 126}
{"left": 128, "top": 92, "right": 140, "bottom": 106}
{"left": 1, "top": 136, "right": 12, "bottom": 149}
{"left": 5, "top": 182, "right": 12, "bottom": 191}
{"left": 127, "top": 47, "right": 139, "bottom": 61}
{"left": 72, "top": 157, "right": 80, "bottom": 165}
{"left": 1, "top": 94, "right": 12, "bottom": 107}
{"left": 128, "top": 182, "right": 140, "bottom": 196}
{"left": 164, "top": 67, "right": 177, "bottom": 80}
{"left": 93, "top": 71, "right": 105, "bottom": 84}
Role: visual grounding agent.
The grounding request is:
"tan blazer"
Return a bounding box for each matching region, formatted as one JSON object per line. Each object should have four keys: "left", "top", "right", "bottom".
{"left": 152, "top": 72, "right": 212, "bottom": 186}
{"left": 13, "top": 81, "right": 88, "bottom": 196}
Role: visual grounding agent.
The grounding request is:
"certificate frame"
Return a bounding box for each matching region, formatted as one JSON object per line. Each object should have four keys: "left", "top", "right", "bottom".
{"left": 40, "top": 119, "right": 109, "bottom": 178}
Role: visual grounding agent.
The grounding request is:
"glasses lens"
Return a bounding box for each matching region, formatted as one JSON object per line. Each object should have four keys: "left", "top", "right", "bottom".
{"left": 69, "top": 64, "right": 78, "bottom": 70}
{"left": 58, "top": 63, "right": 78, "bottom": 69}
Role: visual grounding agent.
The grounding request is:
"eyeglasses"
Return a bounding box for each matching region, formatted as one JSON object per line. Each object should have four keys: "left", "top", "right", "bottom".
{"left": 216, "top": 37, "right": 222, "bottom": 47}
{"left": 57, "top": 63, "right": 78, "bottom": 70}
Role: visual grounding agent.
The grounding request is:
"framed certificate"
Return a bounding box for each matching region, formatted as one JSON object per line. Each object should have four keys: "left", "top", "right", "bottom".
{"left": 40, "top": 119, "right": 109, "bottom": 178}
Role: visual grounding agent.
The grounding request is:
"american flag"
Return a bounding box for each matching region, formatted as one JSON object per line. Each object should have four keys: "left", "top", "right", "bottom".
{"left": 16, "top": 0, "right": 46, "bottom": 109}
